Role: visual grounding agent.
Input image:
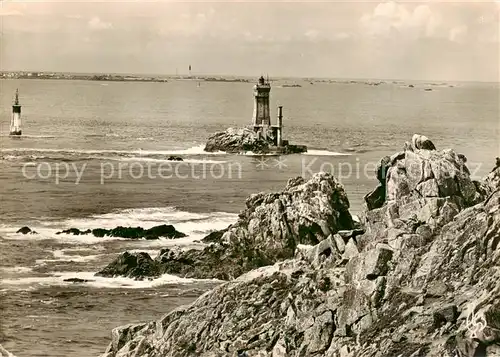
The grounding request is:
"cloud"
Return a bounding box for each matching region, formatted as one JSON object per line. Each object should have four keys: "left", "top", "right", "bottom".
{"left": 360, "top": 1, "right": 442, "bottom": 39}
{"left": 88, "top": 16, "right": 112, "bottom": 31}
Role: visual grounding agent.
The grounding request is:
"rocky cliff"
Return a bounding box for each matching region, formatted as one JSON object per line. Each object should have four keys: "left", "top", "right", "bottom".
{"left": 101, "top": 135, "right": 500, "bottom": 357}
{"left": 97, "top": 172, "right": 354, "bottom": 280}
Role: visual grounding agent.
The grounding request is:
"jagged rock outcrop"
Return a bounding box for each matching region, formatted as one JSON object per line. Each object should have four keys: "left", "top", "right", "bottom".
{"left": 101, "top": 136, "right": 500, "bottom": 357}
{"left": 97, "top": 172, "right": 354, "bottom": 280}
{"left": 56, "top": 224, "right": 186, "bottom": 240}
{"left": 204, "top": 127, "right": 307, "bottom": 154}
{"left": 483, "top": 158, "right": 500, "bottom": 194}
{"left": 204, "top": 127, "right": 272, "bottom": 153}
{"left": 360, "top": 135, "right": 485, "bottom": 251}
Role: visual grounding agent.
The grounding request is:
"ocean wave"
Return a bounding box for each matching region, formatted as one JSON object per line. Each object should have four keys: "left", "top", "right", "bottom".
{"left": 302, "top": 150, "right": 352, "bottom": 156}
{"left": 0, "top": 145, "right": 226, "bottom": 157}
{"left": 241, "top": 151, "right": 282, "bottom": 157}
{"left": 35, "top": 249, "right": 104, "bottom": 264}
{"left": 0, "top": 206, "right": 237, "bottom": 245}
{"left": 0, "top": 266, "right": 33, "bottom": 274}
{"left": 1, "top": 154, "right": 227, "bottom": 164}
{"left": 0, "top": 134, "right": 56, "bottom": 139}
{"left": 0, "top": 271, "right": 220, "bottom": 290}
{"left": 99, "top": 156, "right": 228, "bottom": 164}
{"left": 0, "top": 228, "right": 127, "bottom": 244}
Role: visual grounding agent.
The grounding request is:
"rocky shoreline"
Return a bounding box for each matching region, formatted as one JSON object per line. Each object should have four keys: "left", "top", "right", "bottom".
{"left": 204, "top": 127, "right": 307, "bottom": 155}
{"left": 96, "top": 134, "right": 500, "bottom": 357}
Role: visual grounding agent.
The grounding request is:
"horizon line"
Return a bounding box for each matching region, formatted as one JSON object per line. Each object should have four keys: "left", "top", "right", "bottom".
{"left": 1, "top": 69, "right": 499, "bottom": 84}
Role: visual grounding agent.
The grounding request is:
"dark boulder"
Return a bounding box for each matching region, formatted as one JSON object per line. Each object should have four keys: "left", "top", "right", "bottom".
{"left": 56, "top": 224, "right": 186, "bottom": 240}
{"left": 96, "top": 252, "right": 161, "bottom": 279}
{"left": 16, "top": 226, "right": 37, "bottom": 234}
{"left": 56, "top": 228, "right": 91, "bottom": 235}
{"left": 63, "top": 278, "right": 91, "bottom": 283}
{"left": 167, "top": 156, "right": 183, "bottom": 161}
{"left": 281, "top": 144, "right": 307, "bottom": 154}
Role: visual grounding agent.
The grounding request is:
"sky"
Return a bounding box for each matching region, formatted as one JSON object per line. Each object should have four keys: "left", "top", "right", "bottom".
{"left": 0, "top": 0, "right": 499, "bottom": 81}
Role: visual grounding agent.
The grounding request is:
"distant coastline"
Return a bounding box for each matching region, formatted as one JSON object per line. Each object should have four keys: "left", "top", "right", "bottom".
{"left": 0, "top": 71, "right": 495, "bottom": 85}
{"left": 0, "top": 71, "right": 251, "bottom": 83}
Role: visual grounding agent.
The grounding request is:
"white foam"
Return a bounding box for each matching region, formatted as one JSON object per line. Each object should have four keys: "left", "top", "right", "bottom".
{"left": 99, "top": 156, "right": 227, "bottom": 164}
{"left": 0, "top": 266, "right": 33, "bottom": 274}
{"left": 0, "top": 207, "right": 237, "bottom": 245}
{"left": 0, "top": 145, "right": 227, "bottom": 157}
{"left": 35, "top": 249, "right": 103, "bottom": 264}
{"left": 302, "top": 150, "right": 351, "bottom": 156}
{"left": 242, "top": 151, "right": 280, "bottom": 157}
{"left": 1, "top": 134, "right": 55, "bottom": 139}
{"left": 127, "top": 249, "right": 160, "bottom": 257}
{"left": 61, "top": 207, "right": 236, "bottom": 233}
{"left": 0, "top": 271, "right": 220, "bottom": 290}
{"left": 0, "top": 227, "right": 127, "bottom": 244}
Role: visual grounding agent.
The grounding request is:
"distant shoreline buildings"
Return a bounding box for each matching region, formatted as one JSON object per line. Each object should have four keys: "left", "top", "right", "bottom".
{"left": 0, "top": 71, "right": 250, "bottom": 83}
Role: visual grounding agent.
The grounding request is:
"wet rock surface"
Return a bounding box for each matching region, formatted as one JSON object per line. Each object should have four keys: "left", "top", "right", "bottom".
{"left": 101, "top": 136, "right": 500, "bottom": 357}
{"left": 55, "top": 224, "right": 186, "bottom": 240}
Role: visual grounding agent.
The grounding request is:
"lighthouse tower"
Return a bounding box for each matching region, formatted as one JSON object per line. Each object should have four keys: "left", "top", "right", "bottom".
{"left": 10, "top": 89, "right": 22, "bottom": 136}
{"left": 252, "top": 76, "right": 271, "bottom": 139}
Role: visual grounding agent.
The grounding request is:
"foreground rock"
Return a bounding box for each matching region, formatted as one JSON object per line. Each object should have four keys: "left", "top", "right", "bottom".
{"left": 96, "top": 252, "right": 162, "bottom": 279}
{"left": 102, "top": 136, "right": 500, "bottom": 357}
{"left": 16, "top": 226, "right": 37, "bottom": 234}
{"left": 56, "top": 224, "right": 186, "bottom": 240}
{"left": 204, "top": 127, "right": 307, "bottom": 154}
{"left": 97, "top": 172, "right": 354, "bottom": 280}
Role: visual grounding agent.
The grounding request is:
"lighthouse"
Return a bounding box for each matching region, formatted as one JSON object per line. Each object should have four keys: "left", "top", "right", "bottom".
{"left": 10, "top": 89, "right": 22, "bottom": 136}
{"left": 252, "top": 76, "right": 271, "bottom": 139}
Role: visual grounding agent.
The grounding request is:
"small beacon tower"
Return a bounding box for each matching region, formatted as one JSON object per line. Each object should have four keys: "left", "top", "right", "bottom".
{"left": 273, "top": 105, "right": 283, "bottom": 147}
{"left": 252, "top": 76, "right": 271, "bottom": 139}
{"left": 10, "top": 89, "right": 22, "bottom": 136}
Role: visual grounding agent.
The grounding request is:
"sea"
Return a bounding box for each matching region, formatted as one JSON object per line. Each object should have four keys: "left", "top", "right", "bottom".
{"left": 0, "top": 78, "right": 498, "bottom": 356}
